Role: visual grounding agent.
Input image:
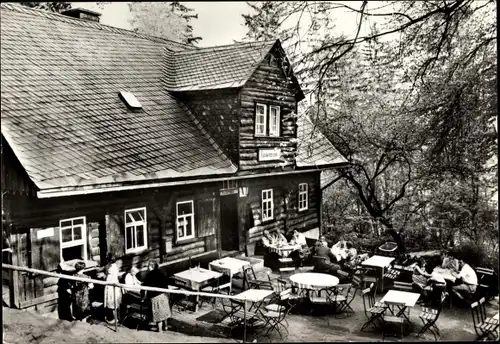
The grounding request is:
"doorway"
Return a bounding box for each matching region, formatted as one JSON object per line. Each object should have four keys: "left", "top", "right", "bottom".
{"left": 220, "top": 193, "right": 239, "bottom": 251}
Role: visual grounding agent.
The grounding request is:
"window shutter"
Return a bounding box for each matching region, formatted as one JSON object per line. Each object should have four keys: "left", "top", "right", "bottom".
{"left": 197, "top": 197, "right": 216, "bottom": 237}
{"left": 105, "top": 214, "right": 125, "bottom": 258}
{"left": 30, "top": 227, "right": 60, "bottom": 272}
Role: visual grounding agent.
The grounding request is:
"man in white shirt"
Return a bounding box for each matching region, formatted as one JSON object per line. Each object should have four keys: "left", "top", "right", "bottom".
{"left": 452, "top": 260, "right": 478, "bottom": 299}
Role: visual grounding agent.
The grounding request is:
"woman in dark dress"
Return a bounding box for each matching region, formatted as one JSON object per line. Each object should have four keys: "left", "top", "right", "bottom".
{"left": 72, "top": 261, "right": 94, "bottom": 321}
{"left": 57, "top": 265, "right": 74, "bottom": 321}
{"left": 142, "top": 259, "right": 172, "bottom": 333}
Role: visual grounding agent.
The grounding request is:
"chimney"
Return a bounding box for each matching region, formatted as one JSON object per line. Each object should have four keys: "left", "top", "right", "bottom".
{"left": 61, "top": 8, "right": 101, "bottom": 23}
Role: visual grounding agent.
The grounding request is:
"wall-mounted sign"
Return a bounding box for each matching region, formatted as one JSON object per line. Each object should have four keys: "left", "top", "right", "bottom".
{"left": 37, "top": 227, "right": 54, "bottom": 239}
{"left": 258, "top": 148, "right": 281, "bottom": 161}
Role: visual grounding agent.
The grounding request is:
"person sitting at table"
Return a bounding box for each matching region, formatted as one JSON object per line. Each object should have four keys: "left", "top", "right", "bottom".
{"left": 261, "top": 230, "right": 275, "bottom": 248}
{"left": 313, "top": 241, "right": 342, "bottom": 275}
{"left": 441, "top": 252, "right": 460, "bottom": 272}
{"left": 319, "top": 236, "right": 329, "bottom": 248}
{"left": 413, "top": 258, "right": 432, "bottom": 289}
{"left": 124, "top": 266, "right": 143, "bottom": 300}
{"left": 274, "top": 228, "right": 288, "bottom": 245}
{"left": 452, "top": 260, "right": 478, "bottom": 300}
{"left": 290, "top": 229, "right": 307, "bottom": 246}
{"left": 331, "top": 236, "right": 350, "bottom": 262}
{"left": 289, "top": 230, "right": 309, "bottom": 267}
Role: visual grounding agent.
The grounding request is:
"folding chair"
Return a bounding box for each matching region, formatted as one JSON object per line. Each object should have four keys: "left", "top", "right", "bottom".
{"left": 393, "top": 281, "right": 415, "bottom": 292}
{"left": 470, "top": 297, "right": 499, "bottom": 341}
{"left": 361, "top": 283, "right": 387, "bottom": 331}
{"left": 331, "top": 283, "right": 358, "bottom": 317}
{"left": 219, "top": 297, "right": 258, "bottom": 335}
{"left": 309, "top": 286, "right": 337, "bottom": 315}
{"left": 262, "top": 288, "right": 294, "bottom": 339}
{"left": 416, "top": 291, "right": 446, "bottom": 340}
{"left": 200, "top": 274, "right": 230, "bottom": 309}
{"left": 382, "top": 301, "right": 406, "bottom": 340}
{"left": 243, "top": 265, "right": 273, "bottom": 290}
{"left": 476, "top": 267, "right": 495, "bottom": 300}
{"left": 121, "top": 298, "right": 150, "bottom": 330}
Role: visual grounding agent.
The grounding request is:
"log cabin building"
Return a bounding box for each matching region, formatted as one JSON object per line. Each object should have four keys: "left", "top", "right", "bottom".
{"left": 0, "top": 4, "right": 347, "bottom": 310}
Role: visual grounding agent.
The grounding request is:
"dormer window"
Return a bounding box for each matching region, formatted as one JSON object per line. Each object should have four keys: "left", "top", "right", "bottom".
{"left": 255, "top": 103, "right": 280, "bottom": 137}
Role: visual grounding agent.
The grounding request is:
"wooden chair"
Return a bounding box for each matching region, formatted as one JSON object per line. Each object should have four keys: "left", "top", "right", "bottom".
{"left": 416, "top": 291, "right": 447, "bottom": 341}
{"left": 382, "top": 301, "right": 406, "bottom": 340}
{"left": 470, "top": 297, "right": 499, "bottom": 341}
{"left": 361, "top": 283, "right": 387, "bottom": 331}
{"left": 121, "top": 298, "right": 150, "bottom": 330}
{"left": 278, "top": 267, "right": 296, "bottom": 279}
{"left": 298, "top": 266, "right": 314, "bottom": 273}
{"left": 243, "top": 265, "right": 273, "bottom": 290}
{"left": 309, "top": 286, "right": 337, "bottom": 314}
{"left": 219, "top": 297, "right": 258, "bottom": 335}
{"left": 393, "top": 281, "right": 415, "bottom": 292}
{"left": 330, "top": 283, "right": 358, "bottom": 316}
{"left": 262, "top": 288, "right": 294, "bottom": 339}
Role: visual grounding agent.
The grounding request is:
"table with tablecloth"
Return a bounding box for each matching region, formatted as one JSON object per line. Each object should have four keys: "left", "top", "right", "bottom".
{"left": 209, "top": 257, "right": 251, "bottom": 294}
{"left": 173, "top": 267, "right": 222, "bottom": 312}
{"left": 289, "top": 272, "right": 339, "bottom": 298}
{"left": 267, "top": 244, "right": 302, "bottom": 258}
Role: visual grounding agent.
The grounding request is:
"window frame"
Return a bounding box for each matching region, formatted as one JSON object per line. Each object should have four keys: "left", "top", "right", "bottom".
{"left": 261, "top": 189, "right": 274, "bottom": 221}
{"left": 298, "top": 183, "right": 308, "bottom": 211}
{"left": 269, "top": 105, "right": 281, "bottom": 137}
{"left": 254, "top": 103, "right": 281, "bottom": 138}
{"left": 176, "top": 200, "right": 195, "bottom": 242}
{"left": 59, "top": 216, "right": 88, "bottom": 262}
{"left": 255, "top": 103, "right": 267, "bottom": 137}
{"left": 124, "top": 207, "right": 148, "bottom": 254}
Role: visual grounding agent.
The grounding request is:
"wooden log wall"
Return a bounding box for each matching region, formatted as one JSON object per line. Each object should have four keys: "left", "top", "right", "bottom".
{"left": 239, "top": 171, "right": 321, "bottom": 246}
{"left": 238, "top": 48, "right": 301, "bottom": 172}
{"left": 5, "top": 182, "right": 222, "bottom": 309}
{"left": 177, "top": 89, "right": 240, "bottom": 163}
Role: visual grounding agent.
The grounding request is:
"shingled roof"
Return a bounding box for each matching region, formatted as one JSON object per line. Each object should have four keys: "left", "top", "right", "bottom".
{"left": 296, "top": 113, "right": 348, "bottom": 168}
{"left": 0, "top": 3, "right": 236, "bottom": 192}
{"left": 164, "top": 40, "right": 276, "bottom": 91}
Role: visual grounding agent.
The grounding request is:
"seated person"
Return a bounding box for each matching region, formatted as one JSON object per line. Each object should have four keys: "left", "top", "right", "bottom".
{"left": 261, "top": 230, "right": 275, "bottom": 248}
{"left": 289, "top": 230, "right": 309, "bottom": 267}
{"left": 274, "top": 228, "right": 288, "bottom": 245}
{"left": 412, "top": 258, "right": 432, "bottom": 289}
{"left": 123, "top": 266, "right": 142, "bottom": 300}
{"left": 331, "top": 236, "right": 350, "bottom": 262}
{"left": 313, "top": 241, "right": 342, "bottom": 276}
{"left": 452, "top": 260, "right": 478, "bottom": 300}
{"left": 290, "top": 229, "right": 307, "bottom": 247}
{"left": 319, "top": 236, "right": 329, "bottom": 248}
{"left": 441, "top": 252, "right": 459, "bottom": 272}
{"left": 340, "top": 245, "right": 358, "bottom": 275}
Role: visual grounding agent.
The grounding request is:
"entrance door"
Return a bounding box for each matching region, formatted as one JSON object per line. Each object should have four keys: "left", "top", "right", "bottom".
{"left": 220, "top": 193, "right": 239, "bottom": 251}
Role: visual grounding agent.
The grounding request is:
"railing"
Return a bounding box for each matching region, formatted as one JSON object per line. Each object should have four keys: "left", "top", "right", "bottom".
{"left": 2, "top": 263, "right": 252, "bottom": 343}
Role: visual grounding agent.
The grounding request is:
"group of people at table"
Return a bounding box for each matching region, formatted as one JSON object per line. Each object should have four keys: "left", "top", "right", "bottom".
{"left": 260, "top": 229, "right": 480, "bottom": 303}
{"left": 412, "top": 251, "right": 479, "bottom": 302}
{"left": 260, "top": 229, "right": 364, "bottom": 283}
{"left": 57, "top": 253, "right": 173, "bottom": 333}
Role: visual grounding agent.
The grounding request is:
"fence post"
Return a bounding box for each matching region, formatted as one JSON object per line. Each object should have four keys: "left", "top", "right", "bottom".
{"left": 243, "top": 299, "right": 247, "bottom": 343}
{"left": 113, "top": 283, "right": 117, "bottom": 332}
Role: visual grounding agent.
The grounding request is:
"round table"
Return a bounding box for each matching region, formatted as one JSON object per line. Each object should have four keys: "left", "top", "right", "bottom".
{"left": 289, "top": 272, "right": 339, "bottom": 291}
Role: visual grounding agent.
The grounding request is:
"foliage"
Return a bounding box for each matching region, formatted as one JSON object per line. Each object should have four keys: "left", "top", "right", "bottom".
{"left": 128, "top": 1, "right": 202, "bottom": 45}
{"left": 449, "top": 241, "right": 499, "bottom": 275}
{"left": 19, "top": 2, "right": 71, "bottom": 13}
{"left": 244, "top": 1, "right": 497, "bottom": 247}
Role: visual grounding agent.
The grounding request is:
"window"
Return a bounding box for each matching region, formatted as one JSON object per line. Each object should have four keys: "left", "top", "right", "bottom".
{"left": 60, "top": 216, "right": 87, "bottom": 262}
{"left": 269, "top": 106, "right": 280, "bottom": 137}
{"left": 298, "top": 183, "right": 308, "bottom": 211}
{"left": 262, "top": 189, "right": 274, "bottom": 221}
{"left": 255, "top": 103, "right": 267, "bottom": 136}
{"left": 255, "top": 103, "right": 280, "bottom": 137}
{"left": 125, "top": 208, "right": 147, "bottom": 253}
{"left": 177, "top": 200, "right": 195, "bottom": 241}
